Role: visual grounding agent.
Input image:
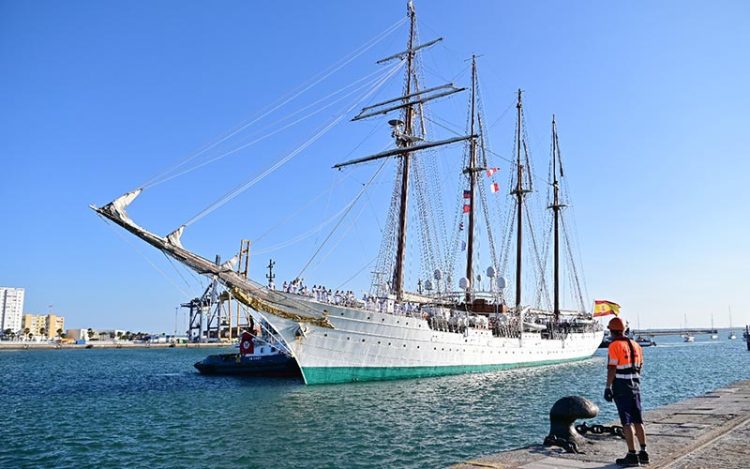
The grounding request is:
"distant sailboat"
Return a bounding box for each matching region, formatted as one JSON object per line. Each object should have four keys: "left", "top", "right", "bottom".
{"left": 682, "top": 313, "right": 695, "bottom": 343}
{"left": 728, "top": 306, "right": 737, "bottom": 340}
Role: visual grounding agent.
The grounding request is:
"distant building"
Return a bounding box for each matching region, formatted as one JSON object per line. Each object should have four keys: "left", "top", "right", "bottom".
{"left": 0, "top": 287, "right": 24, "bottom": 333}
{"left": 22, "top": 313, "right": 66, "bottom": 338}
{"left": 66, "top": 328, "right": 88, "bottom": 341}
{"left": 46, "top": 314, "right": 65, "bottom": 337}
{"left": 22, "top": 314, "right": 43, "bottom": 337}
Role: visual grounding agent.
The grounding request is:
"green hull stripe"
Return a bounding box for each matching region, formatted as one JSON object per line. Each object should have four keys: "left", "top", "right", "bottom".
{"left": 301, "top": 357, "right": 588, "bottom": 385}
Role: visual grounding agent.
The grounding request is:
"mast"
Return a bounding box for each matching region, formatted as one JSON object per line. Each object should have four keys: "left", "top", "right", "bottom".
{"left": 392, "top": 0, "right": 417, "bottom": 301}
{"left": 512, "top": 90, "right": 524, "bottom": 312}
{"left": 551, "top": 116, "right": 561, "bottom": 322}
{"left": 465, "top": 55, "right": 478, "bottom": 302}
{"left": 338, "top": 1, "right": 473, "bottom": 300}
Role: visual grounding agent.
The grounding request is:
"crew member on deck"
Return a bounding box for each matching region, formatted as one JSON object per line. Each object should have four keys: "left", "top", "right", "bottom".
{"left": 604, "top": 317, "right": 649, "bottom": 466}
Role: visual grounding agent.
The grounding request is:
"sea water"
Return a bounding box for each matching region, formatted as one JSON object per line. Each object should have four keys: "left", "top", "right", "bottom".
{"left": 1, "top": 334, "right": 749, "bottom": 468}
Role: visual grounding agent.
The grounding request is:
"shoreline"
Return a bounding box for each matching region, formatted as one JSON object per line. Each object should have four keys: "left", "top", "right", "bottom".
{"left": 0, "top": 342, "right": 232, "bottom": 351}
{"left": 456, "top": 379, "right": 750, "bottom": 468}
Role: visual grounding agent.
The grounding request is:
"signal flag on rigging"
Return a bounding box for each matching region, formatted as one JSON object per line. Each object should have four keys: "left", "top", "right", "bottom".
{"left": 593, "top": 300, "right": 621, "bottom": 317}
{"left": 463, "top": 190, "right": 471, "bottom": 199}
{"left": 463, "top": 204, "right": 471, "bottom": 213}
{"left": 490, "top": 182, "right": 500, "bottom": 193}
{"left": 486, "top": 167, "right": 499, "bottom": 177}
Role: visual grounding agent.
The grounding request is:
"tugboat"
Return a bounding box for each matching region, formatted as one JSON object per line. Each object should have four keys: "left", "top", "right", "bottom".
{"left": 194, "top": 331, "right": 301, "bottom": 377}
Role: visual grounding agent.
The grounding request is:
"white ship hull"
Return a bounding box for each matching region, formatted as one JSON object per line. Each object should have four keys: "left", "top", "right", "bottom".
{"left": 258, "top": 298, "right": 604, "bottom": 384}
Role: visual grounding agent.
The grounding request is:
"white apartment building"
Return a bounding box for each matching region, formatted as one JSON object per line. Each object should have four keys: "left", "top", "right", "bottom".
{"left": 1, "top": 287, "right": 25, "bottom": 333}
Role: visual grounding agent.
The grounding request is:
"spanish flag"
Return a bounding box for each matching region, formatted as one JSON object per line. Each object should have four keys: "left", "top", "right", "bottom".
{"left": 593, "top": 300, "right": 620, "bottom": 317}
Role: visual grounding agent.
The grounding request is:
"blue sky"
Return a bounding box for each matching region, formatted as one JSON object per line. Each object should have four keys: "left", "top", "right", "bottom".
{"left": 1, "top": 0, "right": 748, "bottom": 332}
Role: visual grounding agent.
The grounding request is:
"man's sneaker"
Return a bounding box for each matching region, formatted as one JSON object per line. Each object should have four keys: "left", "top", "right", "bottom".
{"left": 615, "top": 452, "right": 641, "bottom": 467}
{"left": 638, "top": 450, "right": 650, "bottom": 465}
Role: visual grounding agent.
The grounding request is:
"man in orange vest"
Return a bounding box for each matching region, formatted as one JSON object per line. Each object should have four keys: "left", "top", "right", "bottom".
{"left": 604, "top": 317, "right": 649, "bottom": 466}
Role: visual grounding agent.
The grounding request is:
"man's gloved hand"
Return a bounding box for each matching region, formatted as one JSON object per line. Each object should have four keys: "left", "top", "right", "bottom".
{"left": 604, "top": 388, "right": 614, "bottom": 402}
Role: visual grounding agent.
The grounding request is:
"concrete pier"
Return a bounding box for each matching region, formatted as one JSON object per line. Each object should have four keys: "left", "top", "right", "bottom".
{"left": 456, "top": 379, "right": 750, "bottom": 468}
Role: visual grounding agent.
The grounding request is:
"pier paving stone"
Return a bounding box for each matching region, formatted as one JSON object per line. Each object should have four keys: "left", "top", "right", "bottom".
{"left": 455, "top": 379, "right": 750, "bottom": 469}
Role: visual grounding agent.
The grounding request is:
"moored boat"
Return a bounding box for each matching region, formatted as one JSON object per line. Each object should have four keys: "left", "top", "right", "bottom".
{"left": 635, "top": 335, "right": 656, "bottom": 347}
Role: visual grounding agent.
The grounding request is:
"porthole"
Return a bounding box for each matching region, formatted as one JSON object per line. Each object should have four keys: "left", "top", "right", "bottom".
{"left": 403, "top": 344, "right": 406, "bottom": 347}
{"left": 417, "top": 346, "right": 420, "bottom": 349}
{"left": 324, "top": 333, "right": 328, "bottom": 337}
{"left": 362, "top": 339, "right": 365, "bottom": 342}
{"left": 347, "top": 337, "right": 350, "bottom": 340}
{"left": 388, "top": 342, "right": 392, "bottom": 346}
{"left": 341, "top": 313, "right": 344, "bottom": 316}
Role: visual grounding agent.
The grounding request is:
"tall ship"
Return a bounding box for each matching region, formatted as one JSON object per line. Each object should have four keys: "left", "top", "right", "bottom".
{"left": 92, "top": 1, "right": 603, "bottom": 384}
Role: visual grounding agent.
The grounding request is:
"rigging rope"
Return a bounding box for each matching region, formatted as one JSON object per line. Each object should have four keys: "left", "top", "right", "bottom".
{"left": 143, "top": 68, "right": 395, "bottom": 188}
{"left": 252, "top": 196, "right": 368, "bottom": 256}
{"left": 138, "top": 16, "right": 408, "bottom": 190}
{"left": 253, "top": 172, "right": 353, "bottom": 245}
{"left": 98, "top": 216, "right": 193, "bottom": 299}
{"left": 524, "top": 203, "right": 551, "bottom": 310}
{"left": 335, "top": 255, "right": 378, "bottom": 291}
{"left": 304, "top": 195, "right": 372, "bottom": 276}
{"left": 181, "top": 60, "right": 405, "bottom": 227}
{"left": 296, "top": 158, "right": 389, "bottom": 279}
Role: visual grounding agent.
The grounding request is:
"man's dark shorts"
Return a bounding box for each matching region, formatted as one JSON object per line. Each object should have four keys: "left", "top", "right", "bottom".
{"left": 612, "top": 380, "right": 643, "bottom": 425}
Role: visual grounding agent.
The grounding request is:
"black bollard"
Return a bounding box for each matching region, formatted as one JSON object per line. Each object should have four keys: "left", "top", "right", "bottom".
{"left": 544, "top": 396, "right": 599, "bottom": 452}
